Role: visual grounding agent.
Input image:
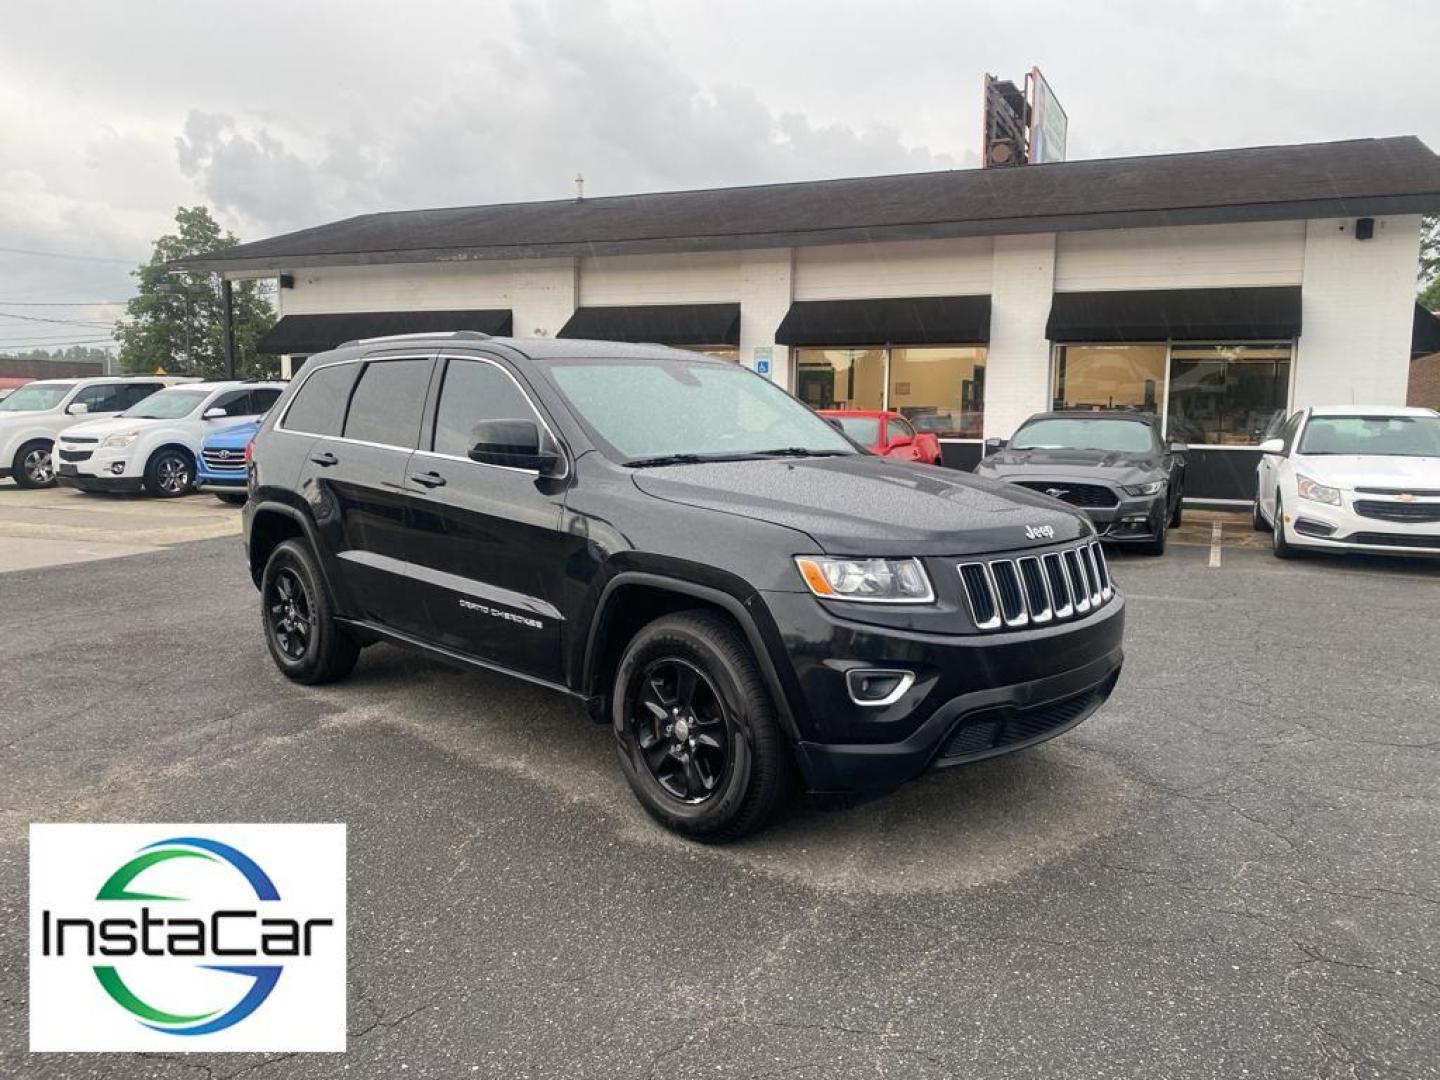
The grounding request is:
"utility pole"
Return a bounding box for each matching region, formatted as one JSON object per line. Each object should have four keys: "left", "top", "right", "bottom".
{"left": 221, "top": 278, "right": 236, "bottom": 380}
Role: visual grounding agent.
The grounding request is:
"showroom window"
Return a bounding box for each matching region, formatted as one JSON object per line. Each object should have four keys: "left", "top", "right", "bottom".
{"left": 1164, "top": 344, "right": 1292, "bottom": 446}
{"left": 1052, "top": 344, "right": 1166, "bottom": 413}
{"left": 1050, "top": 341, "right": 1294, "bottom": 446}
{"left": 792, "top": 346, "right": 986, "bottom": 437}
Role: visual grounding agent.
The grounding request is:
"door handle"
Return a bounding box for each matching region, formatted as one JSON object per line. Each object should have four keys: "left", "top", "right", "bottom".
{"left": 310, "top": 451, "right": 338, "bottom": 467}
{"left": 410, "top": 470, "right": 447, "bottom": 489}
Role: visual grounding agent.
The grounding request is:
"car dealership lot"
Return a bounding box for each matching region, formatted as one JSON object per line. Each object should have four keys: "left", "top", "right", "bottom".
{"left": 2, "top": 530, "right": 1438, "bottom": 1077}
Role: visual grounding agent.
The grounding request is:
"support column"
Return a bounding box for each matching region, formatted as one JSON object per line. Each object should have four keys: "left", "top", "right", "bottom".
{"left": 510, "top": 259, "right": 578, "bottom": 339}
{"left": 737, "top": 249, "right": 794, "bottom": 389}
{"left": 983, "top": 234, "right": 1057, "bottom": 441}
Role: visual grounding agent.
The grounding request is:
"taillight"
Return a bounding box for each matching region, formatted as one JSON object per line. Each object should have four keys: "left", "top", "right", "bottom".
{"left": 243, "top": 440, "right": 255, "bottom": 464}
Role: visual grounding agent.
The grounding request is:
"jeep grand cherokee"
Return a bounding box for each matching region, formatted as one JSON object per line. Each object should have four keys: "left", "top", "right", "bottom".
{"left": 242, "top": 333, "right": 1125, "bottom": 841}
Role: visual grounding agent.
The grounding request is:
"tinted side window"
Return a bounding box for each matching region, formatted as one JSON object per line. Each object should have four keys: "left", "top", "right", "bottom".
{"left": 283, "top": 364, "right": 361, "bottom": 436}
{"left": 75, "top": 383, "right": 131, "bottom": 413}
{"left": 432, "top": 359, "right": 540, "bottom": 457}
{"left": 209, "top": 390, "right": 255, "bottom": 417}
{"left": 250, "top": 387, "right": 282, "bottom": 414}
{"left": 344, "top": 359, "right": 432, "bottom": 448}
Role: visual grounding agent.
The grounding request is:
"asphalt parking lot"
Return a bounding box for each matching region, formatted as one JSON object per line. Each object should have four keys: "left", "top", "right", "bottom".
{"left": 2, "top": 488, "right": 1439, "bottom": 1078}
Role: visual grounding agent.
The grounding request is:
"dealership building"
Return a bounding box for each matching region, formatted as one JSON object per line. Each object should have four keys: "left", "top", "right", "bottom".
{"left": 186, "top": 136, "right": 1440, "bottom": 502}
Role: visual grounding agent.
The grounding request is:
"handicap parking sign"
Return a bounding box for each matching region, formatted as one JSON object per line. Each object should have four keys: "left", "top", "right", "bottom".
{"left": 753, "top": 346, "right": 773, "bottom": 377}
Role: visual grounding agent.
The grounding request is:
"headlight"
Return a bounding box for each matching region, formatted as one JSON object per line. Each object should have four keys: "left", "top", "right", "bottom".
{"left": 1123, "top": 480, "right": 1166, "bottom": 496}
{"left": 794, "top": 556, "right": 934, "bottom": 603}
{"left": 1296, "top": 474, "right": 1341, "bottom": 506}
{"left": 99, "top": 431, "right": 140, "bottom": 449}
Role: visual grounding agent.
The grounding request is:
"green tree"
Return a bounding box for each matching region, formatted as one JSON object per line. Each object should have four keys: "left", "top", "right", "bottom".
{"left": 1421, "top": 215, "right": 1439, "bottom": 293}
{"left": 114, "top": 207, "right": 277, "bottom": 378}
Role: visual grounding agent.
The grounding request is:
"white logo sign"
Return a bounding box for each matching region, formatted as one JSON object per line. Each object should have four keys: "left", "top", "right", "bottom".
{"left": 30, "top": 823, "right": 346, "bottom": 1053}
{"left": 1024, "top": 524, "right": 1056, "bottom": 540}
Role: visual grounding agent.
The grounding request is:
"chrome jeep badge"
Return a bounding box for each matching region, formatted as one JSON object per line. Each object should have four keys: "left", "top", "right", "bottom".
{"left": 1025, "top": 524, "right": 1056, "bottom": 540}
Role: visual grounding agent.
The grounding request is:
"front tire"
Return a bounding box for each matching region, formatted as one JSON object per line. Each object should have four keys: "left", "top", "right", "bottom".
{"left": 260, "top": 538, "right": 360, "bottom": 684}
{"left": 1272, "top": 495, "right": 1296, "bottom": 559}
{"left": 12, "top": 440, "right": 55, "bottom": 488}
{"left": 1169, "top": 489, "right": 1183, "bottom": 528}
{"left": 612, "top": 610, "right": 793, "bottom": 842}
{"left": 144, "top": 448, "right": 195, "bottom": 498}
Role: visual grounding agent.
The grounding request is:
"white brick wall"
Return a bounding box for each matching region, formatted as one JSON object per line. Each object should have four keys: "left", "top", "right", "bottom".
{"left": 1292, "top": 215, "right": 1422, "bottom": 408}
{"left": 578, "top": 252, "right": 741, "bottom": 306}
{"left": 983, "top": 234, "right": 1057, "bottom": 440}
{"left": 1054, "top": 220, "right": 1306, "bottom": 291}
{"left": 793, "top": 238, "right": 992, "bottom": 300}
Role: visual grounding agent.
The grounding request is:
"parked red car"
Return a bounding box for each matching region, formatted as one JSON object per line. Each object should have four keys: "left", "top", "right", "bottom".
{"left": 818, "top": 409, "right": 943, "bottom": 464}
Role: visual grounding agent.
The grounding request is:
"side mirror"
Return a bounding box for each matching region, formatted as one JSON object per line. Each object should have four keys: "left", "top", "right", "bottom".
{"left": 1258, "top": 438, "right": 1285, "bottom": 455}
{"left": 67, "top": 402, "right": 88, "bottom": 415}
{"left": 1169, "top": 442, "right": 1188, "bottom": 454}
{"left": 984, "top": 437, "right": 1006, "bottom": 453}
{"left": 468, "top": 418, "right": 563, "bottom": 475}
{"left": 203, "top": 406, "right": 228, "bottom": 420}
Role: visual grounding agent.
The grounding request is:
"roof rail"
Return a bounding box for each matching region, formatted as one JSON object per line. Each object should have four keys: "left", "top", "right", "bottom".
{"left": 337, "top": 330, "right": 493, "bottom": 348}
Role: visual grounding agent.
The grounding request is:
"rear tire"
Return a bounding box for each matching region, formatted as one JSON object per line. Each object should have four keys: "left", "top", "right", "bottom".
{"left": 144, "top": 448, "right": 195, "bottom": 498}
{"left": 260, "top": 538, "right": 360, "bottom": 684}
{"left": 612, "top": 610, "right": 793, "bottom": 842}
{"left": 12, "top": 440, "right": 55, "bottom": 488}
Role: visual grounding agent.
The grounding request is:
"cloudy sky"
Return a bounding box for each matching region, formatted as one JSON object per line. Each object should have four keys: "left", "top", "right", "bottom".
{"left": 2, "top": 0, "right": 1437, "bottom": 351}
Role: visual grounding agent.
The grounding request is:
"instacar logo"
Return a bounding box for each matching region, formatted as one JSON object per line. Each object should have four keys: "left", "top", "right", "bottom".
{"left": 30, "top": 824, "right": 346, "bottom": 1053}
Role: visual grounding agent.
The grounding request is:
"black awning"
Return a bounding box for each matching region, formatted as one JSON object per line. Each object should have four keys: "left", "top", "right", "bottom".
{"left": 557, "top": 303, "right": 740, "bottom": 346}
{"left": 774, "top": 295, "right": 990, "bottom": 347}
{"left": 1046, "top": 287, "right": 1302, "bottom": 343}
{"left": 257, "top": 309, "right": 513, "bottom": 354}
{"left": 1413, "top": 302, "right": 1440, "bottom": 359}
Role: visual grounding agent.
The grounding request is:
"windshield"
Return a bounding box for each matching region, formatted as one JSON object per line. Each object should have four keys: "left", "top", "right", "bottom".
{"left": 119, "top": 388, "right": 208, "bottom": 420}
{"left": 543, "top": 358, "right": 856, "bottom": 463}
{"left": 827, "top": 416, "right": 880, "bottom": 445}
{"left": 1011, "top": 417, "right": 1156, "bottom": 454}
{"left": 1298, "top": 415, "right": 1440, "bottom": 457}
{"left": 0, "top": 382, "right": 76, "bottom": 412}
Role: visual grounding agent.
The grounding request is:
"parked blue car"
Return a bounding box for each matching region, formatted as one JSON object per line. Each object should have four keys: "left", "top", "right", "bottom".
{"left": 195, "top": 416, "right": 260, "bottom": 503}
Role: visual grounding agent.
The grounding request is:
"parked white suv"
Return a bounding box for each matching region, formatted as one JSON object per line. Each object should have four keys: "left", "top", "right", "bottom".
{"left": 54, "top": 381, "right": 285, "bottom": 497}
{"left": 0, "top": 376, "right": 177, "bottom": 488}
{"left": 1254, "top": 405, "right": 1440, "bottom": 558}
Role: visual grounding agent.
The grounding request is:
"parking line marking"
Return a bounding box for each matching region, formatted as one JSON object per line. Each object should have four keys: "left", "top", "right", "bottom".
{"left": 1208, "top": 521, "right": 1223, "bottom": 568}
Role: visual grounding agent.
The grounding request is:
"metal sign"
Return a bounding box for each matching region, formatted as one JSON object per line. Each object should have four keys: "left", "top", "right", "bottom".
{"left": 753, "top": 346, "right": 772, "bottom": 377}
{"left": 1027, "top": 67, "right": 1068, "bottom": 164}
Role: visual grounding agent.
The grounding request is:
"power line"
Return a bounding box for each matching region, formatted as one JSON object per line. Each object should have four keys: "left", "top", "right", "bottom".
{"left": 0, "top": 299, "right": 129, "bottom": 306}
{"left": 0, "top": 311, "right": 119, "bottom": 329}
{"left": 0, "top": 245, "right": 138, "bottom": 265}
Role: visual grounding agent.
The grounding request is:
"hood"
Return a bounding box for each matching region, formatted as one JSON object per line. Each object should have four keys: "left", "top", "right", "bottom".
{"left": 631, "top": 454, "right": 1091, "bottom": 556}
{"left": 59, "top": 416, "right": 156, "bottom": 440}
{"left": 974, "top": 447, "right": 1162, "bottom": 487}
{"left": 1295, "top": 453, "right": 1440, "bottom": 490}
{"left": 204, "top": 418, "right": 262, "bottom": 448}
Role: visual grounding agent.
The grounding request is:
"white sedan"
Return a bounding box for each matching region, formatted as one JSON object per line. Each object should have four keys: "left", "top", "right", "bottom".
{"left": 1253, "top": 405, "right": 1440, "bottom": 558}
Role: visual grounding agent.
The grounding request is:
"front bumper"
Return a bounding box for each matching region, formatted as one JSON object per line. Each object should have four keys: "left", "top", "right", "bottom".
{"left": 762, "top": 587, "right": 1125, "bottom": 793}
{"left": 54, "top": 471, "right": 144, "bottom": 493}
{"left": 995, "top": 477, "right": 1165, "bottom": 542}
{"left": 1285, "top": 494, "right": 1440, "bottom": 556}
{"left": 196, "top": 469, "right": 247, "bottom": 491}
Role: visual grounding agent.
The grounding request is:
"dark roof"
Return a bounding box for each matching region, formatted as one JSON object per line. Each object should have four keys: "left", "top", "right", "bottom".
{"left": 776, "top": 296, "right": 990, "bottom": 346}
{"left": 558, "top": 303, "right": 740, "bottom": 346}
{"left": 1047, "top": 286, "right": 1302, "bottom": 342}
{"left": 183, "top": 137, "right": 1440, "bottom": 273}
{"left": 1413, "top": 303, "right": 1440, "bottom": 359}
{"left": 257, "top": 309, "right": 512, "bottom": 354}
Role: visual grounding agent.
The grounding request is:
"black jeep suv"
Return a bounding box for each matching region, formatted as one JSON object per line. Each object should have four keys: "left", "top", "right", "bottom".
{"left": 243, "top": 333, "right": 1124, "bottom": 841}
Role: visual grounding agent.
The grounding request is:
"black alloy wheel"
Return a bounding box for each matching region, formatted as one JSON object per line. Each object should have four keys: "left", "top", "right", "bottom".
{"left": 612, "top": 610, "right": 793, "bottom": 842}
{"left": 259, "top": 538, "right": 360, "bottom": 684}
{"left": 632, "top": 658, "right": 732, "bottom": 803}
{"left": 267, "top": 566, "right": 314, "bottom": 662}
